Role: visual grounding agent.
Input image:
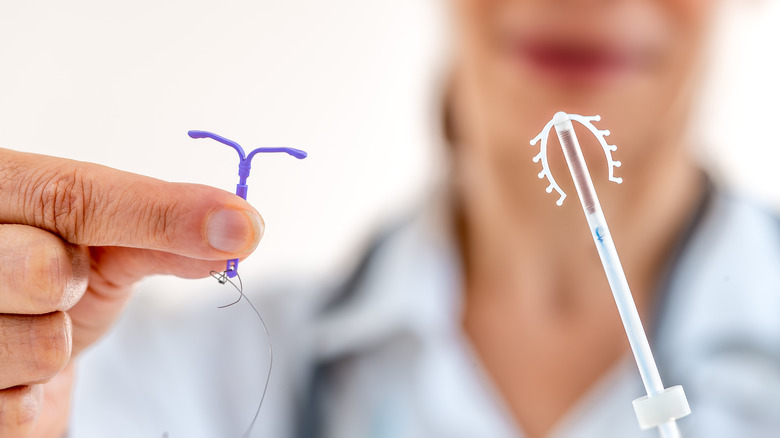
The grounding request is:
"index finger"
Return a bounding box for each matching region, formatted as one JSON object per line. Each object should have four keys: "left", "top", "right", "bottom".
{"left": 0, "top": 148, "right": 264, "bottom": 260}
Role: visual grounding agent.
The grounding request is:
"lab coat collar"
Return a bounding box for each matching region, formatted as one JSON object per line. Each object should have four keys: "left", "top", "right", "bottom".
{"left": 310, "top": 190, "right": 463, "bottom": 362}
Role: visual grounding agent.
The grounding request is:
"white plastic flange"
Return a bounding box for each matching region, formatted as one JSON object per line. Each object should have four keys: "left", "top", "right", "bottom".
{"left": 632, "top": 385, "right": 691, "bottom": 430}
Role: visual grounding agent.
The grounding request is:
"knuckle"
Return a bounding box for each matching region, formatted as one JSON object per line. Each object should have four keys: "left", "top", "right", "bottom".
{"left": 27, "top": 313, "right": 71, "bottom": 382}
{"left": 32, "top": 164, "right": 95, "bottom": 243}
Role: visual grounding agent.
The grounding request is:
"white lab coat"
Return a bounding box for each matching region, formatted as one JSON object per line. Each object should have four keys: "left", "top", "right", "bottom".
{"left": 70, "top": 187, "right": 780, "bottom": 437}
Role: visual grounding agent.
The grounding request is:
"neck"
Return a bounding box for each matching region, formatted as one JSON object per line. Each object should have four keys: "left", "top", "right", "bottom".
{"left": 452, "top": 96, "right": 703, "bottom": 317}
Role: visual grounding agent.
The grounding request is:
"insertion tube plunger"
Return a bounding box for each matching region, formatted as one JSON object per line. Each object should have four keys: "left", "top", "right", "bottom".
{"left": 188, "top": 130, "right": 307, "bottom": 278}
{"left": 530, "top": 112, "right": 691, "bottom": 437}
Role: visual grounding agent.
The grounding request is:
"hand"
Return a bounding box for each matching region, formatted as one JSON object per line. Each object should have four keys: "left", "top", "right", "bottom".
{"left": 0, "top": 148, "right": 264, "bottom": 436}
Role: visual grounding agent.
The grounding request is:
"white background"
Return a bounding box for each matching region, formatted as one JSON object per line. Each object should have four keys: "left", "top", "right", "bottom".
{"left": 0, "top": 0, "right": 778, "bottom": 297}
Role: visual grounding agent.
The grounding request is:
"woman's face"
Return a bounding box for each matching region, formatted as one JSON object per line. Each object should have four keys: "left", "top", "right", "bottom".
{"left": 450, "top": 0, "right": 718, "bottom": 160}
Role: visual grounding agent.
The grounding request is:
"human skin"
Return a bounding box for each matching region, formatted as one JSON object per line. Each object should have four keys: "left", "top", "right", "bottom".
{"left": 0, "top": 150, "right": 263, "bottom": 436}
{"left": 450, "top": 0, "right": 718, "bottom": 437}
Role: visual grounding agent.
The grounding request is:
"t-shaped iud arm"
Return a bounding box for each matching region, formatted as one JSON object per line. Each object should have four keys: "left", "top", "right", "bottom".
{"left": 188, "top": 130, "right": 307, "bottom": 277}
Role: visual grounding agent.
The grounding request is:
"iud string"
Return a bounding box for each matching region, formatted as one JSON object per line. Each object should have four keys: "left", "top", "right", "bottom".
{"left": 209, "top": 270, "right": 271, "bottom": 437}
{"left": 189, "top": 130, "right": 307, "bottom": 437}
{"left": 160, "top": 270, "right": 272, "bottom": 438}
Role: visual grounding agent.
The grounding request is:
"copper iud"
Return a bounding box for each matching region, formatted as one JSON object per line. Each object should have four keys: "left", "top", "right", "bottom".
{"left": 531, "top": 112, "right": 691, "bottom": 438}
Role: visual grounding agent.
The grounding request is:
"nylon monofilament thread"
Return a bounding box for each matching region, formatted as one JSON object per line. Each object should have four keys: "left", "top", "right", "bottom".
{"left": 209, "top": 270, "right": 274, "bottom": 438}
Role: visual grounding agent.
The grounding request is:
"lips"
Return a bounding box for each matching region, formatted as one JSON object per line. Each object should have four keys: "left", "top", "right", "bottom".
{"left": 507, "top": 38, "right": 647, "bottom": 85}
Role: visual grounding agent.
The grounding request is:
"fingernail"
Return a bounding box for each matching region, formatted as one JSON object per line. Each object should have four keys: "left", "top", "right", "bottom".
{"left": 206, "top": 209, "right": 264, "bottom": 253}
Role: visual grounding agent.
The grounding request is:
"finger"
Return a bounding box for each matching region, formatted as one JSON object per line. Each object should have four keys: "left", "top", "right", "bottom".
{"left": 0, "top": 384, "right": 43, "bottom": 436}
{"left": 68, "top": 247, "right": 230, "bottom": 356}
{"left": 0, "top": 148, "right": 264, "bottom": 260}
{"left": 0, "top": 224, "right": 89, "bottom": 315}
{"left": 89, "top": 246, "right": 234, "bottom": 286}
{"left": 0, "top": 313, "right": 72, "bottom": 389}
{"left": 30, "top": 364, "right": 73, "bottom": 438}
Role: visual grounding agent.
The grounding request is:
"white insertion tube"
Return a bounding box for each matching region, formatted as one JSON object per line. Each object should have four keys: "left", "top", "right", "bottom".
{"left": 552, "top": 112, "right": 687, "bottom": 438}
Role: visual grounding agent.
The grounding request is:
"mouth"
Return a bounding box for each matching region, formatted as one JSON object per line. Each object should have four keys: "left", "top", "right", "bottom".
{"left": 505, "top": 37, "right": 651, "bottom": 86}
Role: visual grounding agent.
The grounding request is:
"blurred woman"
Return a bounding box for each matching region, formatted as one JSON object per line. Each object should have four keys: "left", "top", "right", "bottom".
{"left": 1, "top": 1, "right": 778, "bottom": 437}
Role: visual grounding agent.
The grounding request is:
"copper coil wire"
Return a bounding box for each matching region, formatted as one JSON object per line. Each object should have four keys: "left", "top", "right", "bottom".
{"left": 558, "top": 128, "right": 597, "bottom": 214}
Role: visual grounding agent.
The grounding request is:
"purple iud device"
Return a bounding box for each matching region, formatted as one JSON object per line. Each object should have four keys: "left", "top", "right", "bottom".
{"left": 188, "top": 130, "right": 307, "bottom": 278}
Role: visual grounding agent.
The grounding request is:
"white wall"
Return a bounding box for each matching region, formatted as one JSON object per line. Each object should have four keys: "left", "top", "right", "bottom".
{"left": 0, "top": 0, "right": 448, "bottom": 294}
{"left": 696, "top": 1, "right": 780, "bottom": 204}
{"left": 0, "top": 0, "right": 778, "bottom": 296}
